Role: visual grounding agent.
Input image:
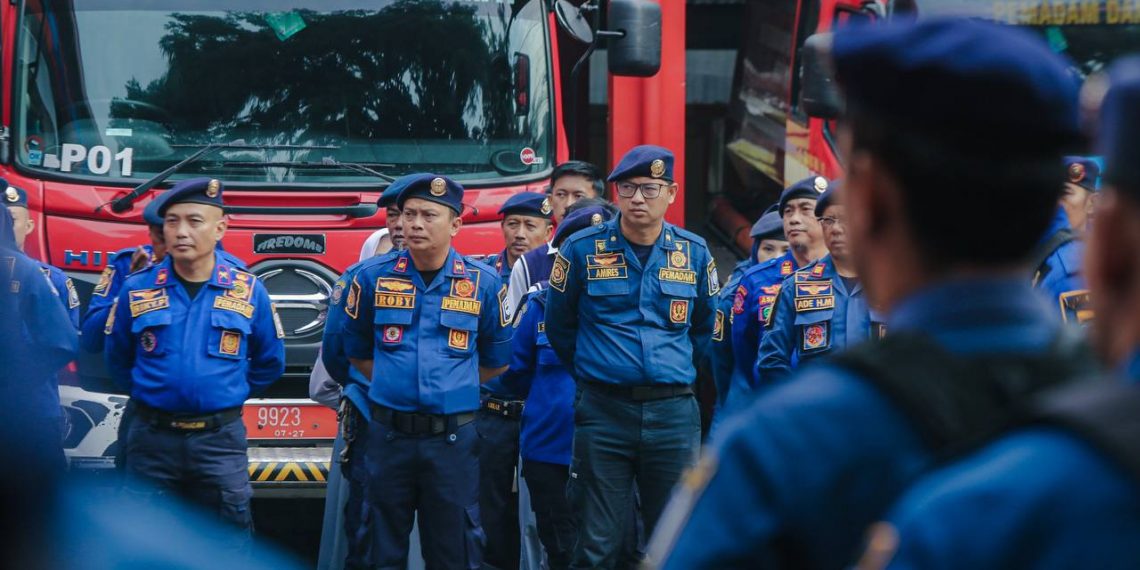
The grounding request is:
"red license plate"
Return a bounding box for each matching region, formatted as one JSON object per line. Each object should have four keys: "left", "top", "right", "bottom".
{"left": 243, "top": 403, "right": 338, "bottom": 440}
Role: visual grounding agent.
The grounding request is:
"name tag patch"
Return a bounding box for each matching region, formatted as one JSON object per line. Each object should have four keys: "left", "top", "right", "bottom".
{"left": 794, "top": 280, "right": 834, "bottom": 312}
{"left": 376, "top": 292, "right": 415, "bottom": 309}
{"left": 442, "top": 296, "right": 482, "bottom": 315}
{"left": 129, "top": 289, "right": 170, "bottom": 317}
{"left": 589, "top": 266, "right": 628, "bottom": 280}
{"left": 448, "top": 328, "right": 470, "bottom": 350}
{"left": 214, "top": 296, "right": 255, "bottom": 318}
{"left": 795, "top": 296, "right": 835, "bottom": 312}
{"left": 659, "top": 268, "right": 697, "bottom": 285}
{"left": 802, "top": 322, "right": 830, "bottom": 351}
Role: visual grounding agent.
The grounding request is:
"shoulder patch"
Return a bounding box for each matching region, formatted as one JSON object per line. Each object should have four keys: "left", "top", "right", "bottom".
{"left": 732, "top": 285, "right": 747, "bottom": 315}
{"left": 550, "top": 253, "right": 570, "bottom": 292}
{"left": 65, "top": 278, "right": 80, "bottom": 309}
{"left": 272, "top": 302, "right": 286, "bottom": 339}
{"left": 713, "top": 310, "right": 725, "bottom": 342}
{"left": 345, "top": 276, "right": 362, "bottom": 319}
{"left": 498, "top": 284, "right": 511, "bottom": 327}
{"left": 104, "top": 298, "right": 118, "bottom": 334}
{"left": 707, "top": 260, "right": 720, "bottom": 296}
{"left": 93, "top": 266, "right": 116, "bottom": 297}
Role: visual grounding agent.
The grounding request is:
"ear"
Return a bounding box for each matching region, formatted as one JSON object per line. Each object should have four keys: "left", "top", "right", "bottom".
{"left": 215, "top": 216, "right": 228, "bottom": 241}
{"left": 24, "top": 216, "right": 34, "bottom": 236}
{"left": 544, "top": 222, "right": 554, "bottom": 240}
{"left": 451, "top": 214, "right": 463, "bottom": 237}
{"left": 667, "top": 183, "right": 678, "bottom": 205}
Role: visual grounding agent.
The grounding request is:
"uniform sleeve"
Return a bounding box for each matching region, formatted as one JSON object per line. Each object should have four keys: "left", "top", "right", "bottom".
{"left": 756, "top": 283, "right": 795, "bottom": 385}
{"left": 505, "top": 257, "right": 530, "bottom": 322}
{"left": 688, "top": 253, "right": 718, "bottom": 366}
{"left": 104, "top": 289, "right": 136, "bottom": 391}
{"left": 544, "top": 248, "right": 582, "bottom": 372}
{"left": 499, "top": 295, "right": 541, "bottom": 398}
{"left": 711, "top": 293, "right": 735, "bottom": 409}
{"left": 477, "top": 272, "right": 512, "bottom": 369}
{"left": 246, "top": 284, "right": 286, "bottom": 394}
{"left": 320, "top": 276, "right": 353, "bottom": 385}
{"left": 49, "top": 269, "right": 80, "bottom": 328}
{"left": 342, "top": 274, "right": 376, "bottom": 361}
{"left": 23, "top": 268, "right": 78, "bottom": 375}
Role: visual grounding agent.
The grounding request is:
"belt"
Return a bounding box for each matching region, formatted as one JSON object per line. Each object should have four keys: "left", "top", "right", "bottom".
{"left": 582, "top": 381, "right": 694, "bottom": 402}
{"left": 134, "top": 404, "right": 242, "bottom": 432}
{"left": 481, "top": 396, "right": 525, "bottom": 419}
{"left": 370, "top": 404, "right": 476, "bottom": 436}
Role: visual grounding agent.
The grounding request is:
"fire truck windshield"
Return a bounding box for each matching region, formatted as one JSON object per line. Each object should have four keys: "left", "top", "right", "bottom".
{"left": 14, "top": 0, "right": 554, "bottom": 185}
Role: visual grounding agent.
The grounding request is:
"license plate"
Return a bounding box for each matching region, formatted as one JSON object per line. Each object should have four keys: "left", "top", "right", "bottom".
{"left": 243, "top": 403, "right": 338, "bottom": 440}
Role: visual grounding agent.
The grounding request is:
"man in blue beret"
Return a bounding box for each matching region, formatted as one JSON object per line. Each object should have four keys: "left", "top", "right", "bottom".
{"left": 0, "top": 206, "right": 78, "bottom": 470}
{"left": 757, "top": 184, "right": 882, "bottom": 383}
{"left": 104, "top": 177, "right": 285, "bottom": 548}
{"left": 863, "top": 55, "right": 1140, "bottom": 570}
{"left": 479, "top": 190, "right": 553, "bottom": 570}
{"left": 708, "top": 205, "right": 786, "bottom": 431}
{"left": 1032, "top": 155, "right": 1100, "bottom": 325}
{"left": 648, "top": 19, "right": 1092, "bottom": 568}
{"left": 3, "top": 183, "right": 79, "bottom": 328}
{"left": 545, "top": 144, "right": 717, "bottom": 568}
{"left": 379, "top": 180, "right": 407, "bottom": 250}
{"left": 725, "top": 176, "right": 829, "bottom": 414}
{"left": 341, "top": 174, "right": 512, "bottom": 568}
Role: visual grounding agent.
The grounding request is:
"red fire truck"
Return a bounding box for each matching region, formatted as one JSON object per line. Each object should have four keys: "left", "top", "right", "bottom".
{"left": 3, "top": 0, "right": 678, "bottom": 495}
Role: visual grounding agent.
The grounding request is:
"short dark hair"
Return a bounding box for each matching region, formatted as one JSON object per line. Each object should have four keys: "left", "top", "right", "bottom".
{"left": 564, "top": 197, "right": 618, "bottom": 218}
{"left": 848, "top": 108, "right": 1063, "bottom": 267}
{"left": 551, "top": 161, "right": 604, "bottom": 196}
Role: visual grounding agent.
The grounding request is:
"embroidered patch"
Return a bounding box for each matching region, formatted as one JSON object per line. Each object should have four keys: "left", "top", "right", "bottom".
{"left": 394, "top": 257, "right": 409, "bottom": 273}
{"left": 594, "top": 240, "right": 608, "bottom": 254}
{"left": 155, "top": 268, "right": 169, "bottom": 285}
{"left": 104, "top": 299, "right": 118, "bottom": 334}
{"left": 377, "top": 278, "right": 416, "bottom": 294}
{"left": 214, "top": 296, "right": 255, "bottom": 318}
{"left": 780, "top": 261, "right": 793, "bottom": 276}
{"left": 331, "top": 280, "right": 345, "bottom": 306}
{"left": 761, "top": 303, "right": 776, "bottom": 327}
{"left": 272, "top": 303, "right": 285, "bottom": 338}
{"left": 732, "top": 286, "right": 747, "bottom": 315}
{"left": 707, "top": 261, "right": 720, "bottom": 296}
{"left": 670, "top": 299, "right": 689, "bottom": 324}
{"left": 795, "top": 296, "right": 835, "bottom": 312}
{"left": 659, "top": 268, "right": 697, "bottom": 284}
{"left": 498, "top": 285, "right": 510, "bottom": 327}
{"left": 1059, "top": 289, "right": 1094, "bottom": 325}
{"left": 796, "top": 282, "right": 833, "bottom": 298}
{"left": 383, "top": 325, "right": 403, "bottom": 344}
{"left": 451, "top": 277, "right": 477, "bottom": 299}
{"left": 442, "top": 296, "right": 482, "bottom": 315}
{"left": 589, "top": 265, "right": 628, "bottom": 280}
{"left": 216, "top": 266, "right": 232, "bottom": 286}
{"left": 452, "top": 258, "right": 466, "bottom": 275}
{"left": 129, "top": 289, "right": 170, "bottom": 317}
{"left": 375, "top": 291, "right": 416, "bottom": 309}
{"left": 220, "top": 330, "right": 241, "bottom": 355}
{"left": 802, "top": 322, "right": 829, "bottom": 351}
{"left": 140, "top": 330, "right": 157, "bottom": 352}
{"left": 537, "top": 321, "right": 546, "bottom": 333}
{"left": 448, "top": 328, "right": 470, "bottom": 350}
{"left": 345, "top": 277, "right": 361, "bottom": 319}
{"left": 65, "top": 278, "right": 80, "bottom": 308}
{"left": 550, "top": 254, "right": 570, "bottom": 292}
{"left": 93, "top": 266, "right": 115, "bottom": 297}
{"left": 587, "top": 252, "right": 626, "bottom": 267}
{"left": 811, "top": 264, "right": 825, "bottom": 278}
{"left": 713, "top": 310, "right": 724, "bottom": 341}
{"left": 227, "top": 279, "right": 252, "bottom": 302}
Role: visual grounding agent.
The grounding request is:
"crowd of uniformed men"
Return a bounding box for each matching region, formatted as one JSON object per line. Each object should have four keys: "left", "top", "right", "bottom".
{"left": 5, "top": 15, "right": 1140, "bottom": 570}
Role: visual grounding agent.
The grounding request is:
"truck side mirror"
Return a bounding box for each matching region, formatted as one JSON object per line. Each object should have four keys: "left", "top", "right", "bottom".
{"left": 607, "top": 0, "right": 661, "bottom": 77}
{"left": 801, "top": 33, "right": 844, "bottom": 119}
{"left": 554, "top": 0, "right": 595, "bottom": 44}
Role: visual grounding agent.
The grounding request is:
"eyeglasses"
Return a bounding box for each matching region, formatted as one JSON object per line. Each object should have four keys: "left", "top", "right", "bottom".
{"left": 615, "top": 182, "right": 667, "bottom": 199}
{"left": 817, "top": 216, "right": 847, "bottom": 228}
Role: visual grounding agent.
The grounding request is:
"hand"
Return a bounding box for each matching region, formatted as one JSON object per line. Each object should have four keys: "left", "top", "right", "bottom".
{"left": 129, "top": 247, "right": 150, "bottom": 272}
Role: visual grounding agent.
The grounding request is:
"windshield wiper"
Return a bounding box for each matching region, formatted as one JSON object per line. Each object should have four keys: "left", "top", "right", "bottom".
{"left": 215, "top": 158, "right": 397, "bottom": 182}
{"left": 103, "top": 141, "right": 341, "bottom": 213}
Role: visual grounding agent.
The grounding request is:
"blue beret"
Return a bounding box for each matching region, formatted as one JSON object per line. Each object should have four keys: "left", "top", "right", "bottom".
{"left": 1063, "top": 156, "right": 1101, "bottom": 193}
{"left": 815, "top": 181, "right": 842, "bottom": 217}
{"left": 778, "top": 176, "right": 829, "bottom": 216}
{"left": 378, "top": 174, "right": 421, "bottom": 208}
{"left": 397, "top": 173, "right": 464, "bottom": 214}
{"left": 159, "top": 177, "right": 225, "bottom": 216}
{"left": 0, "top": 207, "right": 13, "bottom": 248}
{"left": 607, "top": 145, "right": 675, "bottom": 182}
{"left": 750, "top": 210, "right": 784, "bottom": 241}
{"left": 553, "top": 205, "right": 615, "bottom": 247}
{"left": 1, "top": 181, "right": 28, "bottom": 209}
{"left": 141, "top": 190, "right": 171, "bottom": 226}
{"left": 499, "top": 191, "right": 552, "bottom": 219}
{"left": 833, "top": 19, "right": 1080, "bottom": 153}
{"left": 1099, "top": 55, "right": 1140, "bottom": 191}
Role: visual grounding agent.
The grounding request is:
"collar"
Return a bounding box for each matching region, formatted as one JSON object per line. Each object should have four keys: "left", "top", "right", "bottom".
{"left": 444, "top": 248, "right": 468, "bottom": 278}
{"left": 150, "top": 255, "right": 234, "bottom": 289}
{"left": 611, "top": 215, "right": 676, "bottom": 252}
{"left": 495, "top": 249, "right": 510, "bottom": 274}
{"left": 887, "top": 276, "right": 1056, "bottom": 343}
{"left": 1042, "top": 207, "right": 1073, "bottom": 242}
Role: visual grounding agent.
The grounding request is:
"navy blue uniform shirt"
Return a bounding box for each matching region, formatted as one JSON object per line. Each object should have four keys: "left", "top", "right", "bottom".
{"left": 1034, "top": 208, "right": 1089, "bottom": 325}
{"left": 544, "top": 216, "right": 718, "bottom": 386}
{"left": 105, "top": 256, "right": 285, "bottom": 413}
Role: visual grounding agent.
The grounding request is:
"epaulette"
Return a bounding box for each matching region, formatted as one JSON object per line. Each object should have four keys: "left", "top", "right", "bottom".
{"left": 668, "top": 224, "right": 708, "bottom": 247}
{"left": 560, "top": 220, "right": 610, "bottom": 251}
{"left": 461, "top": 256, "right": 498, "bottom": 279}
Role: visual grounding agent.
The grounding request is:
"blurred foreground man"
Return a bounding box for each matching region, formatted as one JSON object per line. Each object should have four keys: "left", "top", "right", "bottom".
{"left": 648, "top": 19, "right": 1094, "bottom": 569}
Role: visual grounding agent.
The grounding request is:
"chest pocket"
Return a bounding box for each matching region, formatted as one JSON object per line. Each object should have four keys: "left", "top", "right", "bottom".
{"left": 660, "top": 280, "right": 698, "bottom": 328}
{"left": 208, "top": 311, "right": 252, "bottom": 360}
{"left": 374, "top": 308, "right": 415, "bottom": 350}
{"left": 794, "top": 309, "right": 834, "bottom": 356}
{"left": 131, "top": 309, "right": 172, "bottom": 357}
{"left": 585, "top": 278, "right": 632, "bottom": 319}
{"left": 440, "top": 310, "right": 478, "bottom": 356}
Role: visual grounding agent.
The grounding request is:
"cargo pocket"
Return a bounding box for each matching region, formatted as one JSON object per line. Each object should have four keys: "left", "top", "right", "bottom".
{"left": 440, "top": 311, "right": 479, "bottom": 356}
{"left": 794, "top": 310, "right": 834, "bottom": 357}
{"left": 131, "top": 310, "right": 172, "bottom": 358}
{"left": 207, "top": 311, "right": 251, "bottom": 360}
{"left": 374, "top": 308, "right": 414, "bottom": 350}
{"left": 219, "top": 485, "right": 254, "bottom": 531}
{"left": 659, "top": 281, "right": 698, "bottom": 328}
{"left": 463, "top": 503, "right": 486, "bottom": 570}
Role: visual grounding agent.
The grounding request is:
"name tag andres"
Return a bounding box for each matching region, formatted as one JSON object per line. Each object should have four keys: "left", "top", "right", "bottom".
{"left": 441, "top": 296, "right": 482, "bottom": 315}
{"left": 375, "top": 292, "right": 415, "bottom": 309}
{"left": 658, "top": 268, "right": 697, "bottom": 285}
{"left": 795, "top": 296, "right": 835, "bottom": 312}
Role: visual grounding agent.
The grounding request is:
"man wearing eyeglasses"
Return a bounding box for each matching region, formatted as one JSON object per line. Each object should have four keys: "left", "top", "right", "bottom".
{"left": 544, "top": 145, "right": 717, "bottom": 569}
{"left": 756, "top": 184, "right": 881, "bottom": 384}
